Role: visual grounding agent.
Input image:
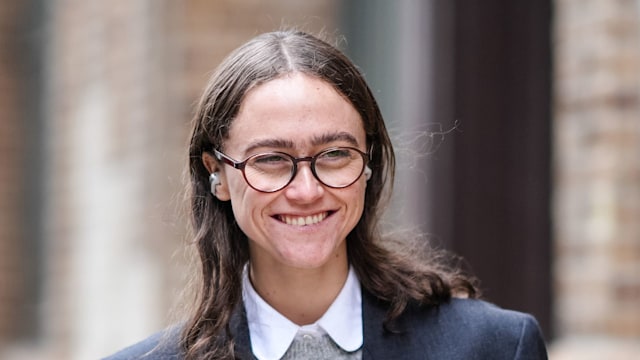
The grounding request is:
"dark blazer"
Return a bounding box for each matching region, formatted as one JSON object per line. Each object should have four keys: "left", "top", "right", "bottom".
{"left": 104, "top": 290, "right": 548, "bottom": 359}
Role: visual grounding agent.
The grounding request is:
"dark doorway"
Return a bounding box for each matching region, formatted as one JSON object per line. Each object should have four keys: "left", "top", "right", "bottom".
{"left": 450, "top": 0, "right": 552, "bottom": 337}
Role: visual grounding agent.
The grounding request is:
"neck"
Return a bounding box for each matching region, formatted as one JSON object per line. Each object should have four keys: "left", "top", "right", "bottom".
{"left": 248, "top": 256, "right": 349, "bottom": 326}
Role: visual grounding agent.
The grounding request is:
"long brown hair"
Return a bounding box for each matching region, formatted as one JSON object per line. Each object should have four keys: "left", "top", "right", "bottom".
{"left": 184, "top": 29, "right": 478, "bottom": 359}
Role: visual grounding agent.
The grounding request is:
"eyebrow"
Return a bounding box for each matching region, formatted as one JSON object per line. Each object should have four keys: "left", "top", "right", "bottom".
{"left": 311, "top": 132, "right": 360, "bottom": 147}
{"left": 242, "top": 138, "right": 296, "bottom": 155}
{"left": 242, "top": 131, "right": 360, "bottom": 155}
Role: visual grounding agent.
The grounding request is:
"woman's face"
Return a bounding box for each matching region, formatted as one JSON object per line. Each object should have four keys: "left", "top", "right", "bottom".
{"left": 210, "top": 73, "right": 368, "bottom": 272}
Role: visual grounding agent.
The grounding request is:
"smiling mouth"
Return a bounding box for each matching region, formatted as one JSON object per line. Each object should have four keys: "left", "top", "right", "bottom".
{"left": 277, "top": 211, "right": 332, "bottom": 226}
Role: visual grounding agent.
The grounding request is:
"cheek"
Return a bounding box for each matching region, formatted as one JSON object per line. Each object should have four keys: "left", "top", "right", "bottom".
{"left": 225, "top": 171, "right": 250, "bottom": 198}
{"left": 229, "top": 194, "right": 261, "bottom": 240}
{"left": 347, "top": 182, "right": 368, "bottom": 220}
{"left": 227, "top": 180, "right": 271, "bottom": 234}
{"left": 227, "top": 176, "right": 253, "bottom": 218}
{"left": 357, "top": 178, "right": 369, "bottom": 200}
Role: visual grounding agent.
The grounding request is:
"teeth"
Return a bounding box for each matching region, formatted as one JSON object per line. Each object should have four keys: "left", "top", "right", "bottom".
{"left": 281, "top": 212, "right": 328, "bottom": 226}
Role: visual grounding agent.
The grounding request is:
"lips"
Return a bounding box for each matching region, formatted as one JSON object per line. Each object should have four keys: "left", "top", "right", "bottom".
{"left": 277, "top": 211, "right": 331, "bottom": 226}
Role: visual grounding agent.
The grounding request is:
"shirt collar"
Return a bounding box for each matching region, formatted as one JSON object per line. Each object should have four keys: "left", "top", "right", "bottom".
{"left": 242, "top": 266, "right": 363, "bottom": 360}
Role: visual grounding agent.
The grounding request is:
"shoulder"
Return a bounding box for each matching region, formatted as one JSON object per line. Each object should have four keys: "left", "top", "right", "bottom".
{"left": 102, "top": 327, "right": 183, "bottom": 360}
{"left": 407, "top": 298, "right": 548, "bottom": 359}
{"left": 362, "top": 293, "right": 548, "bottom": 359}
{"left": 428, "top": 298, "right": 539, "bottom": 331}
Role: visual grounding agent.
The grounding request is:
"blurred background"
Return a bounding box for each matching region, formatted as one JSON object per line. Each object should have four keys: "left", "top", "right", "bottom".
{"left": 1, "top": 0, "right": 639, "bottom": 359}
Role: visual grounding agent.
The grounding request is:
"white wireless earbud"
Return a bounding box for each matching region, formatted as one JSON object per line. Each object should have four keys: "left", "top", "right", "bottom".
{"left": 364, "top": 166, "right": 372, "bottom": 181}
{"left": 209, "top": 172, "right": 221, "bottom": 196}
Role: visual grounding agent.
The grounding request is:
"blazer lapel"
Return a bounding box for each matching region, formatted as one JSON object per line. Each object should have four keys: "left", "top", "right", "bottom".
{"left": 229, "top": 304, "right": 256, "bottom": 360}
{"left": 361, "top": 289, "right": 412, "bottom": 360}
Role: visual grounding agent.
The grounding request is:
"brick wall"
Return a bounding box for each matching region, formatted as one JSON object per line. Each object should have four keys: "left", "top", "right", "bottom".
{"left": 39, "top": 2, "right": 187, "bottom": 358}
{"left": 552, "top": 0, "right": 640, "bottom": 357}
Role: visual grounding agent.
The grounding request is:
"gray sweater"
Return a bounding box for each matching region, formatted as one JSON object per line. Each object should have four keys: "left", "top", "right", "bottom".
{"left": 281, "top": 333, "right": 361, "bottom": 360}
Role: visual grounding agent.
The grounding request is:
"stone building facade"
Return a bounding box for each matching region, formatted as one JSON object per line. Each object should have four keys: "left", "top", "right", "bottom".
{"left": 0, "top": 1, "right": 639, "bottom": 359}
{"left": 551, "top": 0, "right": 640, "bottom": 358}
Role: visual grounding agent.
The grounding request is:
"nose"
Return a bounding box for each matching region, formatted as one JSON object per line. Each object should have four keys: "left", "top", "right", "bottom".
{"left": 284, "top": 163, "right": 324, "bottom": 202}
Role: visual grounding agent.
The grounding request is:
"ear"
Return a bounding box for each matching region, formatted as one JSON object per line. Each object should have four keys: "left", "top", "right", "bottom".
{"left": 202, "top": 152, "right": 231, "bottom": 201}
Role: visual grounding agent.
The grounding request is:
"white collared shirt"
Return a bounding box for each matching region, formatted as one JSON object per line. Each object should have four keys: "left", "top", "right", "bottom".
{"left": 242, "top": 266, "right": 363, "bottom": 360}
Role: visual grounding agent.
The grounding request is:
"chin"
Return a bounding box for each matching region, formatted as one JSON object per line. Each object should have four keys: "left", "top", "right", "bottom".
{"left": 279, "top": 246, "right": 345, "bottom": 270}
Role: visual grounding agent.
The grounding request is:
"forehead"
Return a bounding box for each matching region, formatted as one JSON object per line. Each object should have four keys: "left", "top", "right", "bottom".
{"left": 224, "top": 73, "right": 366, "bottom": 156}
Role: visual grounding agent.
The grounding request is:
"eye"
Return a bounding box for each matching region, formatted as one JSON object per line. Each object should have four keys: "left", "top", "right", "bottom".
{"left": 248, "top": 153, "right": 292, "bottom": 173}
{"left": 320, "top": 148, "right": 352, "bottom": 159}
{"left": 252, "top": 153, "right": 289, "bottom": 164}
{"left": 316, "top": 148, "right": 356, "bottom": 170}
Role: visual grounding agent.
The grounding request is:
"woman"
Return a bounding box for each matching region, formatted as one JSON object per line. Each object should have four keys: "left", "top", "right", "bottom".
{"left": 106, "top": 30, "right": 547, "bottom": 359}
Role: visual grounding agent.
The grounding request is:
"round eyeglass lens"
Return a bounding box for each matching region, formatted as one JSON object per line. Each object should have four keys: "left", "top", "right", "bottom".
{"left": 314, "top": 148, "right": 365, "bottom": 187}
{"left": 244, "top": 153, "right": 295, "bottom": 192}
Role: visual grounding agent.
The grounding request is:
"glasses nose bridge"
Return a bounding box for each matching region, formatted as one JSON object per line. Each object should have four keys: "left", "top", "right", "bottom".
{"left": 290, "top": 155, "right": 319, "bottom": 180}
